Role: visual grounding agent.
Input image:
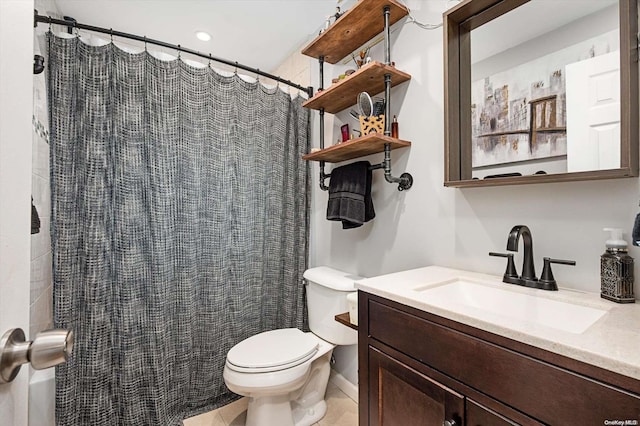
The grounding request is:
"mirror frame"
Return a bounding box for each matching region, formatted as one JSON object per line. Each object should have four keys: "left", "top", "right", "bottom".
{"left": 444, "top": 0, "right": 639, "bottom": 187}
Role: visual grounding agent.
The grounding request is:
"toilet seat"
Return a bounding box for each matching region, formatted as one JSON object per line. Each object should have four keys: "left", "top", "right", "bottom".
{"left": 226, "top": 328, "right": 319, "bottom": 373}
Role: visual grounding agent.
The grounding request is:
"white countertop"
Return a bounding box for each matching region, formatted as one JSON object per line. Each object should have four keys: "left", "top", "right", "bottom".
{"left": 355, "top": 266, "right": 640, "bottom": 381}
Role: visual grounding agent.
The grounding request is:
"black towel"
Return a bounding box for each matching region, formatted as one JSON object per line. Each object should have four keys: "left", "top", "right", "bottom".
{"left": 327, "top": 161, "right": 375, "bottom": 229}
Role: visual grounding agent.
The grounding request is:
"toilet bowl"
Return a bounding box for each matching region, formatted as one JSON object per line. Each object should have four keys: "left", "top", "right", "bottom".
{"left": 223, "top": 267, "right": 361, "bottom": 426}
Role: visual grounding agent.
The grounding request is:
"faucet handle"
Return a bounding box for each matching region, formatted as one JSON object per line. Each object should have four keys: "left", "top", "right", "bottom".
{"left": 539, "top": 257, "right": 576, "bottom": 291}
{"left": 489, "top": 252, "right": 520, "bottom": 284}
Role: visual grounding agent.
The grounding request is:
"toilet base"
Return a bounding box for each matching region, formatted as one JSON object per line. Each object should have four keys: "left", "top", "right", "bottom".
{"left": 292, "top": 399, "right": 327, "bottom": 426}
{"left": 245, "top": 396, "right": 327, "bottom": 426}
{"left": 245, "top": 394, "right": 294, "bottom": 426}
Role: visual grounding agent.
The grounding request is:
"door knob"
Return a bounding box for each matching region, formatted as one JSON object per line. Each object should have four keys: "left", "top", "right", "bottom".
{"left": 0, "top": 328, "right": 74, "bottom": 384}
{"left": 444, "top": 420, "right": 457, "bottom": 426}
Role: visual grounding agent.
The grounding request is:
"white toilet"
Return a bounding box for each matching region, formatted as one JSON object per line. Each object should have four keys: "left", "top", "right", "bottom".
{"left": 223, "top": 266, "right": 361, "bottom": 426}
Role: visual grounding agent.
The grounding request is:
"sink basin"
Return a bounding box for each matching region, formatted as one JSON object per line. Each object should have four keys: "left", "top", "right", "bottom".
{"left": 416, "top": 279, "right": 607, "bottom": 334}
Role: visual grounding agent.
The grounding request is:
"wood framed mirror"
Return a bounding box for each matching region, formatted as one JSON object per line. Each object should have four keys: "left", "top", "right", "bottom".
{"left": 444, "top": 0, "right": 638, "bottom": 187}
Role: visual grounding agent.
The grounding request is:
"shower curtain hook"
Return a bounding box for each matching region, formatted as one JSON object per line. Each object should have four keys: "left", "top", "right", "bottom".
{"left": 109, "top": 28, "right": 113, "bottom": 43}
{"left": 256, "top": 68, "right": 260, "bottom": 82}
{"left": 177, "top": 44, "right": 181, "bottom": 59}
{"left": 143, "top": 36, "right": 147, "bottom": 52}
{"left": 234, "top": 61, "right": 238, "bottom": 75}
{"left": 73, "top": 21, "right": 79, "bottom": 38}
{"left": 208, "top": 53, "right": 212, "bottom": 68}
{"left": 47, "top": 16, "right": 52, "bottom": 33}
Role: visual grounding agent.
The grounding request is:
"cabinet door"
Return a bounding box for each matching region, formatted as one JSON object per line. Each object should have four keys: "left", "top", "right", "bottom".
{"left": 368, "top": 346, "right": 464, "bottom": 426}
{"left": 467, "top": 399, "right": 519, "bottom": 426}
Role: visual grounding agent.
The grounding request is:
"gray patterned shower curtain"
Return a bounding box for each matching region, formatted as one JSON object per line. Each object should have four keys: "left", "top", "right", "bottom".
{"left": 47, "top": 33, "right": 310, "bottom": 425}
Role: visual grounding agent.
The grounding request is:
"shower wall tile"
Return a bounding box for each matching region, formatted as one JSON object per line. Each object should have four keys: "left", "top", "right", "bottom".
{"left": 271, "top": 50, "right": 311, "bottom": 90}
{"left": 31, "top": 129, "right": 49, "bottom": 179}
{"left": 30, "top": 251, "right": 51, "bottom": 302}
{"left": 29, "top": 284, "right": 53, "bottom": 339}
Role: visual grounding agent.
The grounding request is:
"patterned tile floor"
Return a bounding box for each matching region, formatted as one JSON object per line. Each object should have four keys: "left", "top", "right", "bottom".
{"left": 184, "top": 381, "right": 358, "bottom": 426}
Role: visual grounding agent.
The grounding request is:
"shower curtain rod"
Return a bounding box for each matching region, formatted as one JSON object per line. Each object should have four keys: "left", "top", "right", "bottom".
{"left": 34, "top": 12, "right": 313, "bottom": 97}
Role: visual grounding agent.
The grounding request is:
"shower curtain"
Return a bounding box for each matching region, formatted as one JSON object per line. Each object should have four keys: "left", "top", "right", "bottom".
{"left": 47, "top": 33, "right": 310, "bottom": 425}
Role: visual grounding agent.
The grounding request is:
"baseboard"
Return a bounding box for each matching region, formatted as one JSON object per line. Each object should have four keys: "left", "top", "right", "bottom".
{"left": 329, "top": 369, "right": 358, "bottom": 403}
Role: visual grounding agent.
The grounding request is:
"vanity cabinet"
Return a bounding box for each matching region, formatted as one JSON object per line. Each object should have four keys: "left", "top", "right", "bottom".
{"left": 358, "top": 292, "right": 640, "bottom": 425}
{"left": 369, "top": 346, "right": 464, "bottom": 426}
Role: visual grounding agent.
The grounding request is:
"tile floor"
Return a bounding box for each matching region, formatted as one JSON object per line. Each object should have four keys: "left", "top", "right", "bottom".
{"left": 184, "top": 381, "right": 358, "bottom": 426}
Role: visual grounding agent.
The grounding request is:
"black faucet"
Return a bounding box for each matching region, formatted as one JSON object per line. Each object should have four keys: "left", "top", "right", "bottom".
{"left": 507, "top": 225, "right": 537, "bottom": 286}
{"left": 490, "top": 225, "right": 576, "bottom": 291}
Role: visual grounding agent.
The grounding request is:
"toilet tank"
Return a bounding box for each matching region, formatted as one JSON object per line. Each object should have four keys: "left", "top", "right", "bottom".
{"left": 303, "top": 266, "right": 363, "bottom": 345}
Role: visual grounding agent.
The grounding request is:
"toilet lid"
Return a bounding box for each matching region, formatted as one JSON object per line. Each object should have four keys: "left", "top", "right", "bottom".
{"left": 226, "top": 328, "right": 319, "bottom": 372}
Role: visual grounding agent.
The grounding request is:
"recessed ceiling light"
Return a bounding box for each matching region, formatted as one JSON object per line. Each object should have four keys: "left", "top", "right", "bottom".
{"left": 195, "top": 31, "right": 211, "bottom": 42}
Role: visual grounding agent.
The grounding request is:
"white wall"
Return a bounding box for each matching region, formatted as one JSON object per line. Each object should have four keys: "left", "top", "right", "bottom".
{"left": 308, "top": 2, "right": 640, "bottom": 386}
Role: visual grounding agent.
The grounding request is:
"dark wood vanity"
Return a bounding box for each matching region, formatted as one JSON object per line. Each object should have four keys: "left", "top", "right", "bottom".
{"left": 358, "top": 291, "right": 640, "bottom": 425}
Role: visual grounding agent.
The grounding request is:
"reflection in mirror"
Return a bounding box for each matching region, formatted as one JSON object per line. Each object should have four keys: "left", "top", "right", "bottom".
{"left": 470, "top": 1, "right": 619, "bottom": 179}
{"left": 444, "top": 0, "right": 638, "bottom": 187}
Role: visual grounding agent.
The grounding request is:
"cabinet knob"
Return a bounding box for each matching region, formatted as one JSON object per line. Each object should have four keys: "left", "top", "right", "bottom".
{"left": 444, "top": 420, "right": 457, "bottom": 426}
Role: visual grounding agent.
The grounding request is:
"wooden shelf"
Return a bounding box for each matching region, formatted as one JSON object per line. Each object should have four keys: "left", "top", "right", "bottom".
{"left": 302, "top": 61, "right": 411, "bottom": 114}
{"left": 302, "top": 0, "right": 409, "bottom": 64}
{"left": 335, "top": 312, "right": 358, "bottom": 331}
{"left": 303, "top": 133, "right": 411, "bottom": 163}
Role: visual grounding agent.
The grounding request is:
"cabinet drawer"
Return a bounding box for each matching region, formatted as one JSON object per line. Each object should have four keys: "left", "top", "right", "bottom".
{"left": 368, "top": 299, "right": 640, "bottom": 425}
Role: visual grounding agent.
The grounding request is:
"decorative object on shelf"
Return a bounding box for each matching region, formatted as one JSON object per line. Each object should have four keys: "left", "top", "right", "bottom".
{"left": 391, "top": 115, "right": 398, "bottom": 138}
{"left": 319, "top": 15, "right": 332, "bottom": 35}
{"left": 359, "top": 115, "right": 385, "bottom": 135}
{"left": 351, "top": 47, "right": 371, "bottom": 69}
{"left": 341, "top": 124, "right": 350, "bottom": 142}
{"left": 319, "top": 6, "right": 345, "bottom": 36}
{"left": 357, "top": 91, "right": 373, "bottom": 116}
{"left": 345, "top": 69, "right": 356, "bottom": 76}
{"left": 373, "top": 98, "right": 385, "bottom": 116}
